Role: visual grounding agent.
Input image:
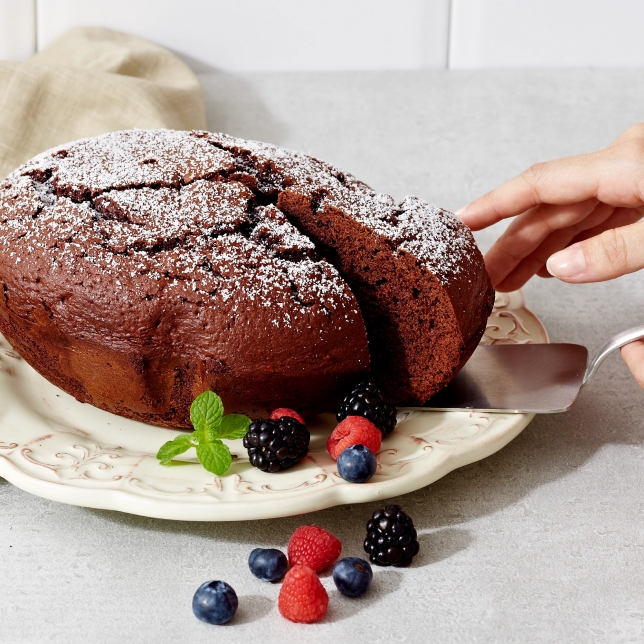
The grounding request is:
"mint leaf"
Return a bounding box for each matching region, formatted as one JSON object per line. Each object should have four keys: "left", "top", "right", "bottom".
{"left": 156, "top": 391, "right": 241, "bottom": 477}
{"left": 156, "top": 433, "right": 195, "bottom": 465}
{"left": 219, "top": 413, "right": 252, "bottom": 440}
{"left": 190, "top": 391, "right": 224, "bottom": 440}
{"left": 196, "top": 440, "right": 232, "bottom": 476}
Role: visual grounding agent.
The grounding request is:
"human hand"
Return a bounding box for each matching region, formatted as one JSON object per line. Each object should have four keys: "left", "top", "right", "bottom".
{"left": 457, "top": 123, "right": 644, "bottom": 291}
{"left": 457, "top": 123, "right": 644, "bottom": 387}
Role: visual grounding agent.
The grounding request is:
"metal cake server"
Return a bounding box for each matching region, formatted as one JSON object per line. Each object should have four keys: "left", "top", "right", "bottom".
{"left": 409, "top": 326, "right": 644, "bottom": 414}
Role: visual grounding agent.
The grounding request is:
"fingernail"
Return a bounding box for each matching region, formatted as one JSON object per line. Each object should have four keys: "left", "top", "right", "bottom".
{"left": 455, "top": 203, "right": 470, "bottom": 217}
{"left": 547, "top": 246, "right": 587, "bottom": 278}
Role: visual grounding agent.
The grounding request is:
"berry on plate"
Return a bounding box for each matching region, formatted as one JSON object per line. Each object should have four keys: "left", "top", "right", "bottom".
{"left": 278, "top": 565, "right": 328, "bottom": 623}
{"left": 243, "top": 416, "right": 310, "bottom": 473}
{"left": 337, "top": 444, "right": 377, "bottom": 483}
{"left": 332, "top": 557, "right": 373, "bottom": 597}
{"left": 336, "top": 379, "right": 397, "bottom": 436}
{"left": 192, "top": 580, "right": 238, "bottom": 625}
{"left": 288, "top": 525, "right": 342, "bottom": 572}
{"left": 364, "top": 504, "right": 420, "bottom": 567}
{"left": 326, "top": 416, "right": 381, "bottom": 460}
{"left": 270, "top": 408, "right": 306, "bottom": 425}
{"left": 248, "top": 548, "right": 289, "bottom": 582}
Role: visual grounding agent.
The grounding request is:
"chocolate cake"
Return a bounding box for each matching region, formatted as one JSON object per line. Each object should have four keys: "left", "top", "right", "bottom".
{"left": 0, "top": 130, "right": 493, "bottom": 427}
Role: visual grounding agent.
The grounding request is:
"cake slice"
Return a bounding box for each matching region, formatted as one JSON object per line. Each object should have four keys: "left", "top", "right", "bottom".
{"left": 202, "top": 132, "right": 494, "bottom": 404}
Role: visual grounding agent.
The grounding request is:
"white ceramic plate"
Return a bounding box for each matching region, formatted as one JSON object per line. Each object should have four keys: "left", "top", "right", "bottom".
{"left": 0, "top": 290, "right": 547, "bottom": 521}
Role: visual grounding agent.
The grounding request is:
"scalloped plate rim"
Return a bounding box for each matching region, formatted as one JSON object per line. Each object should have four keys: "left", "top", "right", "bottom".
{"left": 0, "top": 413, "right": 534, "bottom": 521}
{"left": 0, "top": 289, "right": 546, "bottom": 521}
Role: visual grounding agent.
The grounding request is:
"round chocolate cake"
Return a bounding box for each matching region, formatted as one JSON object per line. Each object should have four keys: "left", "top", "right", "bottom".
{"left": 0, "top": 130, "right": 493, "bottom": 426}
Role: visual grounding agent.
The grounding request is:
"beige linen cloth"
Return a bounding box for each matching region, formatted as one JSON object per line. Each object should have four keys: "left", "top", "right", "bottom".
{"left": 0, "top": 26, "right": 207, "bottom": 180}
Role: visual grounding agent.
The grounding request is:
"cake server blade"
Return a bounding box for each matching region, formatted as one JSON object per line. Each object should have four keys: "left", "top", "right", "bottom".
{"left": 404, "top": 325, "right": 644, "bottom": 414}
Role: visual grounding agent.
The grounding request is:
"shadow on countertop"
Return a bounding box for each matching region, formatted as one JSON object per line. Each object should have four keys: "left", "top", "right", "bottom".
{"left": 81, "top": 361, "right": 642, "bottom": 552}
{"left": 200, "top": 71, "right": 288, "bottom": 146}
{"left": 174, "top": 52, "right": 288, "bottom": 146}
{"left": 322, "top": 569, "right": 403, "bottom": 623}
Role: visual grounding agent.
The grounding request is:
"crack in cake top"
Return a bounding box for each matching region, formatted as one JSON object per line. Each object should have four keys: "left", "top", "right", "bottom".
{"left": 199, "top": 131, "right": 479, "bottom": 285}
{"left": 0, "top": 129, "right": 478, "bottom": 341}
{"left": 0, "top": 131, "right": 362, "bottom": 334}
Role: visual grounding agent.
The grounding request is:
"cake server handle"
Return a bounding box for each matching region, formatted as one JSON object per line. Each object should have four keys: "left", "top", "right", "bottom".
{"left": 583, "top": 325, "right": 644, "bottom": 385}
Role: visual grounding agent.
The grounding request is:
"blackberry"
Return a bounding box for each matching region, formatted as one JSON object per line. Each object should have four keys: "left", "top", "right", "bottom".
{"left": 243, "top": 416, "right": 310, "bottom": 473}
{"left": 363, "top": 504, "right": 419, "bottom": 567}
{"left": 336, "top": 379, "right": 397, "bottom": 436}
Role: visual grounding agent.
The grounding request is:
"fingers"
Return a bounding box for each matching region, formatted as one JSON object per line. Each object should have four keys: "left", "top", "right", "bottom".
{"left": 610, "top": 122, "right": 644, "bottom": 146}
{"left": 621, "top": 340, "right": 644, "bottom": 390}
{"left": 483, "top": 198, "right": 604, "bottom": 287}
{"left": 458, "top": 131, "right": 644, "bottom": 232}
{"left": 536, "top": 266, "right": 554, "bottom": 278}
{"left": 565, "top": 206, "right": 643, "bottom": 246}
{"left": 457, "top": 152, "right": 604, "bottom": 230}
{"left": 490, "top": 206, "right": 641, "bottom": 291}
{"left": 546, "top": 219, "right": 644, "bottom": 282}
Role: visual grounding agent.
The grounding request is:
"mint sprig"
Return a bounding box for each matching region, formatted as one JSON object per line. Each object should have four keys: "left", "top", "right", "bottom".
{"left": 156, "top": 391, "right": 251, "bottom": 476}
{"left": 190, "top": 391, "right": 224, "bottom": 441}
{"left": 156, "top": 433, "right": 197, "bottom": 465}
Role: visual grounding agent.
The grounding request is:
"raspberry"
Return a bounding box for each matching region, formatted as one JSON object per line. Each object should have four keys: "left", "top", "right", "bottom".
{"left": 326, "top": 416, "right": 382, "bottom": 460}
{"left": 270, "top": 408, "right": 306, "bottom": 425}
{"left": 288, "top": 525, "right": 342, "bottom": 572}
{"left": 278, "top": 565, "right": 328, "bottom": 623}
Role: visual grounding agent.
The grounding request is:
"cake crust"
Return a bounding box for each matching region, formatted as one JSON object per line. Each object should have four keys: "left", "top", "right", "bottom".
{"left": 0, "top": 130, "right": 493, "bottom": 426}
{"left": 0, "top": 130, "right": 369, "bottom": 424}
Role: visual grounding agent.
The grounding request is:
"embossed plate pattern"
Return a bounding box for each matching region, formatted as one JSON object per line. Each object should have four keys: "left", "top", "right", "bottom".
{"left": 0, "top": 290, "right": 547, "bottom": 521}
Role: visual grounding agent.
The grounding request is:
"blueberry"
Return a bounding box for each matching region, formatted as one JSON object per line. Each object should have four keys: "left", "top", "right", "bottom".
{"left": 337, "top": 444, "right": 377, "bottom": 483}
{"left": 248, "top": 548, "right": 288, "bottom": 582}
{"left": 332, "top": 557, "right": 373, "bottom": 597}
{"left": 192, "top": 580, "right": 238, "bottom": 625}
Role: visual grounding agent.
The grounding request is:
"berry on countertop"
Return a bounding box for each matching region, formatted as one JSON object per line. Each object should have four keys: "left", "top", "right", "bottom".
{"left": 248, "top": 548, "right": 289, "bottom": 582}
{"left": 288, "top": 525, "right": 342, "bottom": 572}
{"left": 364, "top": 504, "right": 419, "bottom": 567}
{"left": 278, "top": 565, "right": 329, "bottom": 623}
{"left": 270, "top": 408, "right": 306, "bottom": 425}
{"left": 336, "top": 379, "right": 397, "bottom": 436}
{"left": 332, "top": 557, "right": 373, "bottom": 597}
{"left": 337, "top": 444, "right": 377, "bottom": 483}
{"left": 192, "top": 580, "right": 238, "bottom": 625}
{"left": 243, "top": 416, "right": 310, "bottom": 473}
{"left": 326, "top": 416, "right": 382, "bottom": 460}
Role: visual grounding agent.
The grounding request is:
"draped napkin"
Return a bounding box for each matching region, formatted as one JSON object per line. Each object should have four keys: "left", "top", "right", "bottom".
{"left": 0, "top": 26, "right": 207, "bottom": 180}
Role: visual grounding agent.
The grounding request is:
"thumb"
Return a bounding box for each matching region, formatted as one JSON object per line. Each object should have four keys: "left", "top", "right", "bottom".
{"left": 621, "top": 340, "right": 644, "bottom": 390}
{"left": 546, "top": 220, "right": 644, "bottom": 282}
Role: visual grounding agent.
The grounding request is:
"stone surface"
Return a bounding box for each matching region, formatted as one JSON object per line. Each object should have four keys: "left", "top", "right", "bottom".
{"left": 2, "top": 69, "right": 644, "bottom": 643}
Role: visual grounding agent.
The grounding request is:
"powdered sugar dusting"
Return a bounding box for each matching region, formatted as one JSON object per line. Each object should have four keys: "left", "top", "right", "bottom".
{"left": 0, "top": 128, "right": 477, "bottom": 346}
{"left": 203, "top": 132, "right": 477, "bottom": 286}
{"left": 0, "top": 130, "right": 365, "bottom": 336}
{"left": 25, "top": 130, "right": 235, "bottom": 197}
{"left": 250, "top": 204, "right": 315, "bottom": 260}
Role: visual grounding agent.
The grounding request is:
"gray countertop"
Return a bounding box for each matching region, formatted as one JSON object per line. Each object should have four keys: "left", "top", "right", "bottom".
{"left": 2, "top": 69, "right": 644, "bottom": 643}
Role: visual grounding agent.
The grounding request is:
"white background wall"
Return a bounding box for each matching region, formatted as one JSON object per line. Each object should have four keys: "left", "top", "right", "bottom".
{"left": 0, "top": 0, "right": 35, "bottom": 60}
{"left": 35, "top": 0, "right": 451, "bottom": 71}
{"left": 2, "top": 0, "right": 644, "bottom": 70}
{"left": 450, "top": 0, "right": 644, "bottom": 68}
